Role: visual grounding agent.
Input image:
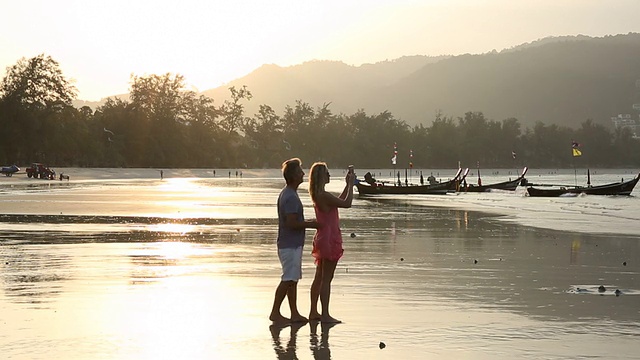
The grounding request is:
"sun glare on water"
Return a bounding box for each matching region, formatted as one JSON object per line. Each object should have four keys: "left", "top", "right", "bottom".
{"left": 148, "top": 223, "right": 196, "bottom": 235}
{"left": 89, "top": 240, "right": 260, "bottom": 359}
{"left": 157, "top": 177, "right": 204, "bottom": 193}
{"left": 149, "top": 177, "right": 240, "bottom": 219}
{"left": 150, "top": 240, "right": 199, "bottom": 260}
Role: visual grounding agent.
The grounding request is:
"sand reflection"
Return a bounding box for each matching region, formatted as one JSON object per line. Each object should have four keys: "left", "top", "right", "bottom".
{"left": 309, "top": 321, "right": 337, "bottom": 360}
{"left": 269, "top": 321, "right": 338, "bottom": 360}
{"left": 269, "top": 322, "right": 304, "bottom": 360}
{"left": 2, "top": 170, "right": 640, "bottom": 359}
{"left": 1, "top": 246, "right": 70, "bottom": 304}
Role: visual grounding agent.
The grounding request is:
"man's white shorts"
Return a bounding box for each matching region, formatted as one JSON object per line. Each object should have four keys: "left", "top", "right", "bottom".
{"left": 278, "top": 246, "right": 303, "bottom": 281}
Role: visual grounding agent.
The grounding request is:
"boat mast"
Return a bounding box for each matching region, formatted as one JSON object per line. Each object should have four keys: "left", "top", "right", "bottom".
{"left": 392, "top": 142, "right": 398, "bottom": 186}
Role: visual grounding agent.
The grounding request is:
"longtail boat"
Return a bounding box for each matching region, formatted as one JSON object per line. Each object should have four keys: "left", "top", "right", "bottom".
{"left": 354, "top": 168, "right": 468, "bottom": 195}
{"left": 462, "top": 167, "right": 528, "bottom": 192}
{"left": 526, "top": 171, "right": 640, "bottom": 197}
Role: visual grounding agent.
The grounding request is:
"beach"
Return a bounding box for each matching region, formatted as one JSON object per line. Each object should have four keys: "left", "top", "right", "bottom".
{"left": 0, "top": 168, "right": 639, "bottom": 359}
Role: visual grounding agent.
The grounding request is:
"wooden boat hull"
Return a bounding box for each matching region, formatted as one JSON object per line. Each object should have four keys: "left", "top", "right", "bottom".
{"left": 462, "top": 167, "right": 528, "bottom": 192}
{"left": 354, "top": 181, "right": 453, "bottom": 195}
{"left": 526, "top": 173, "right": 640, "bottom": 197}
{"left": 355, "top": 168, "right": 464, "bottom": 195}
{"left": 463, "top": 178, "right": 523, "bottom": 192}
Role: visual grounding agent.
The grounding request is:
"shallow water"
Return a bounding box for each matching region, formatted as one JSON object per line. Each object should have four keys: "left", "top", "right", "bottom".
{"left": 0, "top": 168, "right": 639, "bottom": 359}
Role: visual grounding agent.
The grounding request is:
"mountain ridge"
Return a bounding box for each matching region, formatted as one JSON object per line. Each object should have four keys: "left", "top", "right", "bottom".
{"left": 75, "top": 33, "right": 640, "bottom": 129}
{"left": 202, "top": 33, "right": 640, "bottom": 128}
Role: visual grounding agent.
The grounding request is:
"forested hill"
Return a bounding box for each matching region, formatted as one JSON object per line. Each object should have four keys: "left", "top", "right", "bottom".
{"left": 202, "top": 55, "right": 448, "bottom": 118}
{"left": 203, "top": 33, "right": 640, "bottom": 128}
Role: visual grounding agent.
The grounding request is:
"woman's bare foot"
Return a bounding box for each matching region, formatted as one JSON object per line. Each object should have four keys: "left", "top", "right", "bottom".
{"left": 290, "top": 314, "right": 308, "bottom": 323}
{"left": 269, "top": 313, "right": 290, "bottom": 324}
{"left": 308, "top": 311, "right": 321, "bottom": 321}
{"left": 320, "top": 315, "right": 341, "bottom": 324}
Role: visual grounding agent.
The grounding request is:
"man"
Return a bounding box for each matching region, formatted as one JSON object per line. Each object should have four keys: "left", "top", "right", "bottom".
{"left": 270, "top": 158, "right": 319, "bottom": 324}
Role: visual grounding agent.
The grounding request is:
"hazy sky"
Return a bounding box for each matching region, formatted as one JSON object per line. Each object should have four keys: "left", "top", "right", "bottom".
{"left": 1, "top": 0, "right": 639, "bottom": 101}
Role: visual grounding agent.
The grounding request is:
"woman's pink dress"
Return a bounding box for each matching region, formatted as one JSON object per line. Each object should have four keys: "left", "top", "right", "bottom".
{"left": 311, "top": 204, "right": 344, "bottom": 263}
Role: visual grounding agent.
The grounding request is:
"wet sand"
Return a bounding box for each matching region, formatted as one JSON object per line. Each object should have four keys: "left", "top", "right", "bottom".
{"left": 1, "top": 217, "right": 639, "bottom": 359}
{"left": 1, "top": 170, "right": 639, "bottom": 359}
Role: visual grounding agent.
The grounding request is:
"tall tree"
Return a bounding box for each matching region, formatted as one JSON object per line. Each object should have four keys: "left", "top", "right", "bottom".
{"left": 0, "top": 54, "right": 77, "bottom": 163}
{"left": 182, "top": 93, "right": 222, "bottom": 167}
{"left": 219, "top": 85, "right": 252, "bottom": 135}
{"left": 243, "top": 104, "right": 283, "bottom": 167}
{"left": 1, "top": 54, "right": 77, "bottom": 108}
{"left": 129, "top": 73, "right": 190, "bottom": 167}
{"left": 281, "top": 100, "right": 316, "bottom": 160}
{"left": 218, "top": 85, "right": 252, "bottom": 167}
{"left": 575, "top": 119, "right": 614, "bottom": 167}
{"left": 425, "top": 112, "right": 459, "bottom": 168}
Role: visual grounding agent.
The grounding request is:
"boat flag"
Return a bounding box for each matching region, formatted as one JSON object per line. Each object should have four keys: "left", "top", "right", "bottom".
{"left": 571, "top": 140, "right": 582, "bottom": 157}
{"left": 391, "top": 142, "right": 397, "bottom": 165}
{"left": 409, "top": 149, "right": 413, "bottom": 168}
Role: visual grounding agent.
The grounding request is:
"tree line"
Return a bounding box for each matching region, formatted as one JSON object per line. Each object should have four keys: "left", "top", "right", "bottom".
{"left": 1, "top": 54, "right": 639, "bottom": 170}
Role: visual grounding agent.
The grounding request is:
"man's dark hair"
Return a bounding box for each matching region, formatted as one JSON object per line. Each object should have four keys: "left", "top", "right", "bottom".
{"left": 282, "top": 158, "right": 302, "bottom": 184}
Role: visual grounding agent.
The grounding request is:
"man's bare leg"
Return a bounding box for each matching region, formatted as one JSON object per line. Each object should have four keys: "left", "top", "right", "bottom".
{"left": 270, "top": 281, "right": 292, "bottom": 323}
{"left": 287, "top": 281, "right": 308, "bottom": 322}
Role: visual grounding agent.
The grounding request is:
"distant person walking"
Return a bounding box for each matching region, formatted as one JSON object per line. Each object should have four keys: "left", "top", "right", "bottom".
{"left": 308, "top": 162, "right": 354, "bottom": 323}
{"left": 160, "top": 170, "right": 164, "bottom": 180}
{"left": 270, "top": 158, "right": 319, "bottom": 324}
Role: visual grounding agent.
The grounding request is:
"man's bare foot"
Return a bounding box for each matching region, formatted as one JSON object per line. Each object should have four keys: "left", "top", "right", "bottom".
{"left": 308, "top": 311, "right": 321, "bottom": 321}
{"left": 320, "top": 315, "right": 341, "bottom": 324}
{"left": 290, "top": 314, "right": 308, "bottom": 323}
{"left": 269, "top": 313, "right": 290, "bottom": 324}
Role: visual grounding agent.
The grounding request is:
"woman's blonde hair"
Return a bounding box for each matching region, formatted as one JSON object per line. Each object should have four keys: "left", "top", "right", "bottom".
{"left": 309, "top": 162, "right": 328, "bottom": 203}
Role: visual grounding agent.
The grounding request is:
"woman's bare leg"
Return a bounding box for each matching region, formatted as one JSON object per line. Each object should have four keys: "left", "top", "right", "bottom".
{"left": 320, "top": 260, "right": 340, "bottom": 323}
{"left": 308, "top": 261, "right": 323, "bottom": 320}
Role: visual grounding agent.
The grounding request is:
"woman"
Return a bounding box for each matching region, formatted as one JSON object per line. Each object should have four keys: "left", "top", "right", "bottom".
{"left": 308, "top": 162, "right": 355, "bottom": 323}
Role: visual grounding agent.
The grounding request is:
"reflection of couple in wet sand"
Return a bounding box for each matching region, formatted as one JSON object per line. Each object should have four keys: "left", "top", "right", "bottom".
{"left": 270, "top": 321, "right": 338, "bottom": 360}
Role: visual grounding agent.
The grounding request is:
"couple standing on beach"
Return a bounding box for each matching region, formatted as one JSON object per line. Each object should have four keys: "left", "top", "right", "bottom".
{"left": 270, "top": 158, "right": 355, "bottom": 324}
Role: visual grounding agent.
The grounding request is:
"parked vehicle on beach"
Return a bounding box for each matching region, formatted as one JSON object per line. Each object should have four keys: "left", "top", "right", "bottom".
{"left": 25, "top": 163, "right": 56, "bottom": 179}
{"left": 1, "top": 164, "right": 20, "bottom": 176}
